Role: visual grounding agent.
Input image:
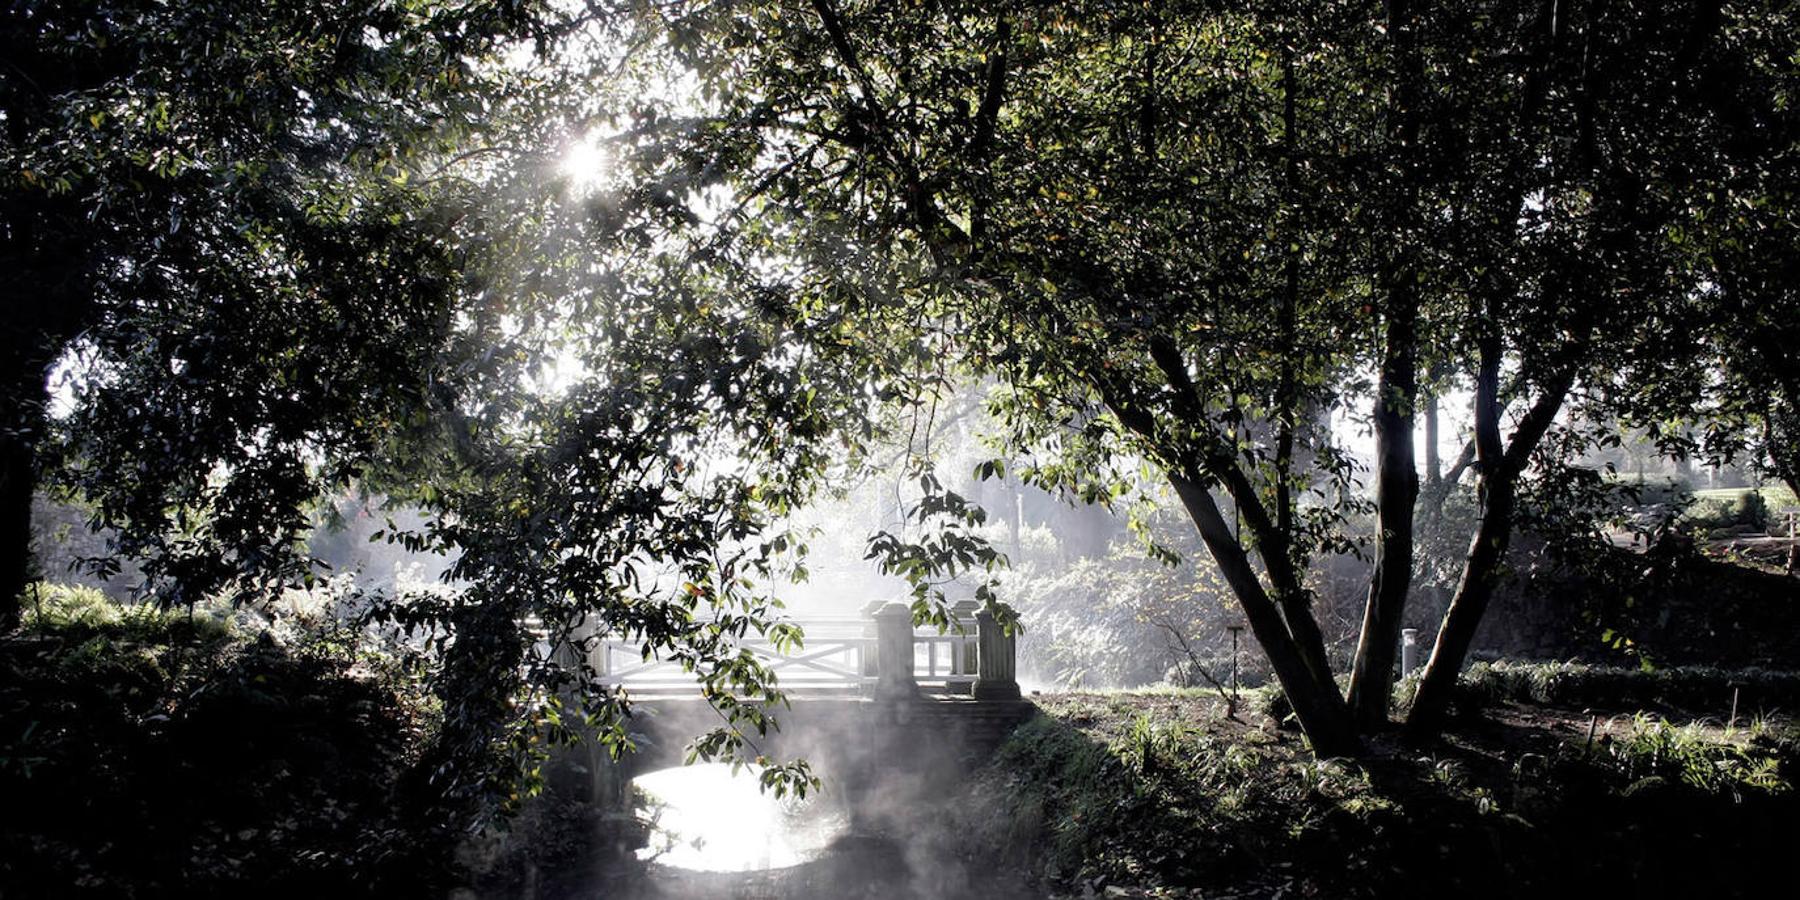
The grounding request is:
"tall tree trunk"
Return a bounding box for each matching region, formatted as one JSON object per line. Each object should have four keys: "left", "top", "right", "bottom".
{"left": 1, "top": 312, "right": 86, "bottom": 631}
{"left": 1169, "top": 473, "right": 1360, "bottom": 756}
{"left": 0, "top": 351, "right": 44, "bottom": 632}
{"left": 1404, "top": 0, "right": 1568, "bottom": 738}
{"left": 1406, "top": 347, "right": 1576, "bottom": 738}
{"left": 3, "top": 190, "right": 91, "bottom": 629}
{"left": 814, "top": 0, "right": 1358, "bottom": 756}
{"left": 1347, "top": 275, "right": 1419, "bottom": 726}
{"left": 1346, "top": 0, "right": 1423, "bottom": 728}
{"left": 1107, "top": 379, "right": 1359, "bottom": 756}
{"left": 1141, "top": 337, "right": 1342, "bottom": 709}
{"left": 1405, "top": 332, "right": 1505, "bottom": 738}
{"left": 2, "top": 193, "right": 44, "bottom": 629}
{"left": 0, "top": 436, "right": 32, "bottom": 631}
{"left": 1210, "top": 444, "right": 1340, "bottom": 701}
{"left": 1403, "top": 470, "right": 1516, "bottom": 737}
{"left": 1272, "top": 39, "right": 1306, "bottom": 702}
{"left": 1424, "top": 390, "right": 1441, "bottom": 488}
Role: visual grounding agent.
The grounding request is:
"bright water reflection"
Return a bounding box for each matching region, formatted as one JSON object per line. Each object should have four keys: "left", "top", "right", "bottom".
{"left": 632, "top": 763, "right": 849, "bottom": 873}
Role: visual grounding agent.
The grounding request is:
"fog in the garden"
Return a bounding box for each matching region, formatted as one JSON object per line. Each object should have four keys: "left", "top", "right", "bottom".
{"left": 33, "top": 370, "right": 1743, "bottom": 699}
{"left": 23, "top": 369, "right": 1764, "bottom": 899}
{"left": 23, "top": 346, "right": 1775, "bottom": 900}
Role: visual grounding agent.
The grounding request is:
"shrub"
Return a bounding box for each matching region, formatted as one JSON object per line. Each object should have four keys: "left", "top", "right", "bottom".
{"left": 1600, "top": 715, "right": 1788, "bottom": 797}
{"left": 1430, "top": 660, "right": 1800, "bottom": 720}
{"left": 18, "top": 581, "right": 120, "bottom": 628}
{"left": 18, "top": 580, "right": 236, "bottom": 643}
{"left": 1737, "top": 490, "right": 1770, "bottom": 532}
{"left": 1, "top": 590, "right": 443, "bottom": 897}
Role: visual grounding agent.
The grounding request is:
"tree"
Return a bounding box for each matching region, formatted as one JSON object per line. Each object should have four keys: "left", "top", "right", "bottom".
{"left": 606, "top": 0, "right": 1399, "bottom": 755}
{"left": 14, "top": 0, "right": 1779, "bottom": 803}
{"left": 2, "top": 0, "right": 876, "bottom": 822}
{"left": 0, "top": 0, "right": 564, "bottom": 627}
{"left": 594, "top": 0, "right": 1761, "bottom": 753}
{"left": 1658, "top": 5, "right": 1800, "bottom": 515}
{"left": 1399, "top": 0, "right": 1755, "bottom": 733}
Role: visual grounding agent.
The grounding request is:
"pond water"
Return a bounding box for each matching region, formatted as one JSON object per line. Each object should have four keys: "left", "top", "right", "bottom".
{"left": 522, "top": 762, "right": 1041, "bottom": 900}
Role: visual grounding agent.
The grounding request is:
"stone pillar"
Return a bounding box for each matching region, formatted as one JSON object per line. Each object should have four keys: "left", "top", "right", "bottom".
{"left": 548, "top": 615, "right": 602, "bottom": 803}
{"left": 949, "top": 599, "right": 980, "bottom": 694}
{"left": 581, "top": 616, "right": 613, "bottom": 679}
{"left": 556, "top": 614, "right": 593, "bottom": 672}
{"left": 874, "top": 601, "right": 919, "bottom": 699}
{"left": 973, "top": 608, "right": 1021, "bottom": 701}
{"left": 860, "top": 600, "right": 886, "bottom": 678}
{"left": 1400, "top": 628, "right": 1419, "bottom": 679}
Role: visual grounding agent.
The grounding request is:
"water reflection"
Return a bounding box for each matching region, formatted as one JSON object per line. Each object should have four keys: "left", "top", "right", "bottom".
{"left": 507, "top": 763, "right": 1043, "bottom": 899}
{"left": 632, "top": 764, "right": 847, "bottom": 873}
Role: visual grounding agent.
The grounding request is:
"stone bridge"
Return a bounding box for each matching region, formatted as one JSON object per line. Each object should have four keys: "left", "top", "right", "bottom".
{"left": 557, "top": 601, "right": 1037, "bottom": 803}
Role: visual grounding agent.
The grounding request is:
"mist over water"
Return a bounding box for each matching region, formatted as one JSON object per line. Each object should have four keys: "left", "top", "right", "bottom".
{"left": 522, "top": 759, "right": 1040, "bottom": 900}
{"left": 632, "top": 764, "right": 847, "bottom": 873}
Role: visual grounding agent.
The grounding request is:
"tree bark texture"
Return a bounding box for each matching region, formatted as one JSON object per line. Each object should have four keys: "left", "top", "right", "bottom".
{"left": 1403, "top": 471, "right": 1516, "bottom": 737}
{"left": 1169, "top": 472, "right": 1361, "bottom": 757}
{"left": 0, "top": 335, "right": 50, "bottom": 631}
{"left": 0, "top": 433, "right": 32, "bottom": 631}
{"left": 1407, "top": 347, "right": 1576, "bottom": 737}
{"left": 1346, "top": 0, "right": 1423, "bottom": 728}
{"left": 1347, "top": 275, "right": 1419, "bottom": 727}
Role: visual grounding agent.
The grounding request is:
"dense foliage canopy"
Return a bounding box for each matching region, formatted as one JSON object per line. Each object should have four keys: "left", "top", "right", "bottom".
{"left": 568, "top": 0, "right": 1798, "bottom": 751}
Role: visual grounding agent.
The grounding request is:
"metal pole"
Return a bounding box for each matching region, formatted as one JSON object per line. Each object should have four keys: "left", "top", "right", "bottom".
{"left": 1226, "top": 625, "right": 1244, "bottom": 711}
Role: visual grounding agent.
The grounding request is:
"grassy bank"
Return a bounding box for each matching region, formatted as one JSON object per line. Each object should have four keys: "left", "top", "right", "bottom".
{"left": 962, "top": 671, "right": 1798, "bottom": 899}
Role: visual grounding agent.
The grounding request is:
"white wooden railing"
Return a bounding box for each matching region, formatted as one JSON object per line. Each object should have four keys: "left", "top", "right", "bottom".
{"left": 587, "top": 603, "right": 1001, "bottom": 698}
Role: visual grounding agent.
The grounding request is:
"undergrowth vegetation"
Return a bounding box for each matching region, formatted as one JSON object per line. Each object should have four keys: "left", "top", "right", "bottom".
{"left": 1444, "top": 659, "right": 1800, "bottom": 715}
{"left": 1600, "top": 715, "right": 1790, "bottom": 796}
{"left": 967, "top": 687, "right": 1798, "bottom": 899}
{"left": 0, "top": 584, "right": 444, "bottom": 898}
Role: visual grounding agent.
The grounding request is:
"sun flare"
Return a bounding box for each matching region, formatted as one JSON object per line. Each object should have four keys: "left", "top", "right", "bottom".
{"left": 559, "top": 131, "right": 609, "bottom": 190}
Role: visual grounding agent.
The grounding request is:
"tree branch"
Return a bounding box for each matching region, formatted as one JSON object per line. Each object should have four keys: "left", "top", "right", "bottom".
{"left": 807, "top": 0, "right": 968, "bottom": 258}
{"left": 968, "top": 18, "right": 1011, "bottom": 245}
{"left": 1151, "top": 616, "right": 1238, "bottom": 718}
